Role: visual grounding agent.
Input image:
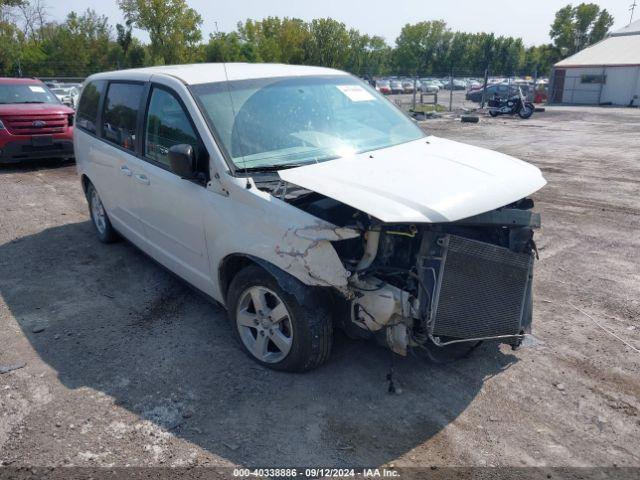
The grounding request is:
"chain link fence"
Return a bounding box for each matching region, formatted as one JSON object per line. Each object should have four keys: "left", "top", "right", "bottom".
{"left": 369, "top": 70, "right": 549, "bottom": 116}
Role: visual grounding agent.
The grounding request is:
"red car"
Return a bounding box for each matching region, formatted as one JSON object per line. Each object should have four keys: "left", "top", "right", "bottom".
{"left": 0, "top": 77, "right": 74, "bottom": 164}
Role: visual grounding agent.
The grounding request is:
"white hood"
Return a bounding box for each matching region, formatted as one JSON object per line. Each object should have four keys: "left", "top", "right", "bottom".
{"left": 278, "top": 136, "right": 546, "bottom": 223}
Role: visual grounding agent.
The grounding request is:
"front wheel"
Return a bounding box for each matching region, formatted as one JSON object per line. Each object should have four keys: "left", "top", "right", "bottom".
{"left": 518, "top": 104, "right": 534, "bottom": 119}
{"left": 227, "top": 265, "right": 333, "bottom": 372}
{"left": 489, "top": 110, "right": 500, "bottom": 117}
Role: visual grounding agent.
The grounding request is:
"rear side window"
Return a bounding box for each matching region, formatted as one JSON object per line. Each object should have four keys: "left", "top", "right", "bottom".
{"left": 102, "top": 82, "right": 144, "bottom": 152}
{"left": 144, "top": 87, "right": 199, "bottom": 167}
{"left": 76, "top": 80, "right": 105, "bottom": 134}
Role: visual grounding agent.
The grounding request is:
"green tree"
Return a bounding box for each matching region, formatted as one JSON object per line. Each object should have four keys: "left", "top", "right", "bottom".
{"left": 116, "top": 21, "right": 133, "bottom": 57}
{"left": 14, "top": 9, "right": 113, "bottom": 77}
{"left": 393, "top": 20, "right": 450, "bottom": 75}
{"left": 304, "top": 18, "right": 350, "bottom": 69}
{"left": 523, "top": 44, "right": 561, "bottom": 75}
{"left": 117, "top": 0, "right": 202, "bottom": 64}
{"left": 345, "top": 31, "right": 391, "bottom": 76}
{"left": 550, "top": 3, "right": 614, "bottom": 56}
{"left": 0, "top": 21, "right": 23, "bottom": 75}
{"left": 237, "top": 17, "right": 310, "bottom": 65}
{"left": 203, "top": 31, "right": 256, "bottom": 63}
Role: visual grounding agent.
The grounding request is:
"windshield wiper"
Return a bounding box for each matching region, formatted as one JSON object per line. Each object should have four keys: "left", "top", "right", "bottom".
{"left": 19, "top": 101, "right": 46, "bottom": 104}
{"left": 240, "top": 163, "right": 308, "bottom": 173}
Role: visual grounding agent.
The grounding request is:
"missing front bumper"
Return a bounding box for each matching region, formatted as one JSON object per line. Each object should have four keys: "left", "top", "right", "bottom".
{"left": 422, "top": 234, "right": 534, "bottom": 345}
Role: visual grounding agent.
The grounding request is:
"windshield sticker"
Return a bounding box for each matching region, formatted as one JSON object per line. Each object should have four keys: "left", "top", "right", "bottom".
{"left": 29, "top": 86, "right": 45, "bottom": 93}
{"left": 336, "top": 85, "right": 375, "bottom": 102}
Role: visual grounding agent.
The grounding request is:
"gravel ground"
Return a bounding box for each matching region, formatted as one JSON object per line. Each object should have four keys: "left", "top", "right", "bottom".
{"left": 0, "top": 106, "right": 639, "bottom": 473}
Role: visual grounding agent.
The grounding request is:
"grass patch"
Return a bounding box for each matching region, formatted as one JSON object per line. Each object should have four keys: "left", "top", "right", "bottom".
{"left": 411, "top": 104, "right": 447, "bottom": 113}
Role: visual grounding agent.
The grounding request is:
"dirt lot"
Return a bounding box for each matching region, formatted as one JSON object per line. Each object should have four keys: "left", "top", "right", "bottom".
{"left": 1, "top": 106, "right": 639, "bottom": 473}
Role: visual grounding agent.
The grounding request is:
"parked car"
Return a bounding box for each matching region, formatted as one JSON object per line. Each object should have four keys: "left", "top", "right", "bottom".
{"left": 376, "top": 79, "right": 391, "bottom": 95}
{"left": 74, "top": 64, "right": 545, "bottom": 372}
{"left": 69, "top": 85, "right": 82, "bottom": 108}
{"left": 466, "top": 80, "right": 482, "bottom": 91}
{"left": 466, "top": 83, "right": 521, "bottom": 103}
{"left": 389, "top": 80, "right": 403, "bottom": 94}
{"left": 0, "top": 77, "right": 75, "bottom": 164}
{"left": 419, "top": 80, "right": 440, "bottom": 93}
{"left": 50, "top": 87, "right": 74, "bottom": 107}
{"left": 444, "top": 79, "right": 467, "bottom": 90}
{"left": 401, "top": 80, "right": 415, "bottom": 93}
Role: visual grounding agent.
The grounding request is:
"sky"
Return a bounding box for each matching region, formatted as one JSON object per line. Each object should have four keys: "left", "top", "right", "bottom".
{"left": 47, "top": 0, "right": 637, "bottom": 47}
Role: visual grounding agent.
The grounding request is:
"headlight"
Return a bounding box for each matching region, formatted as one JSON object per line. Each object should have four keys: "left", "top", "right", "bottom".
{"left": 68, "top": 114, "right": 74, "bottom": 127}
{"left": 0, "top": 119, "right": 5, "bottom": 130}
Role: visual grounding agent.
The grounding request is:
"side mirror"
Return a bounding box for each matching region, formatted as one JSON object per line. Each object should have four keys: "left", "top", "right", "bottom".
{"left": 168, "top": 144, "right": 196, "bottom": 178}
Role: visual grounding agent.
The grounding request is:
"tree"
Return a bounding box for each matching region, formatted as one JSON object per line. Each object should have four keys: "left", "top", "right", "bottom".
{"left": 550, "top": 3, "right": 614, "bottom": 56}
{"left": 0, "top": 20, "right": 23, "bottom": 75}
{"left": 117, "top": 0, "right": 202, "bottom": 64}
{"left": 393, "top": 21, "right": 451, "bottom": 75}
{"left": 16, "top": 0, "right": 46, "bottom": 40}
{"left": 523, "top": 44, "right": 561, "bottom": 75}
{"left": 116, "top": 21, "right": 132, "bottom": 57}
{"left": 203, "top": 31, "right": 258, "bottom": 63}
{"left": 304, "top": 18, "right": 350, "bottom": 69}
{"left": 237, "top": 17, "right": 309, "bottom": 65}
{"left": 20, "top": 9, "right": 114, "bottom": 76}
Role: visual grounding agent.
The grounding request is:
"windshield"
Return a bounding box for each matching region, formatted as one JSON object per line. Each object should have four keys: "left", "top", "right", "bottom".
{"left": 0, "top": 84, "right": 60, "bottom": 105}
{"left": 191, "top": 75, "right": 424, "bottom": 171}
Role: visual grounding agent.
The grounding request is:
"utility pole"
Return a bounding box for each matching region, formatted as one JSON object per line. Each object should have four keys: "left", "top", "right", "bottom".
{"left": 631, "top": 0, "right": 638, "bottom": 23}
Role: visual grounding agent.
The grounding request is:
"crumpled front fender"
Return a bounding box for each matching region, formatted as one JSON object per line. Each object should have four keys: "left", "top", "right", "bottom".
{"left": 273, "top": 222, "right": 359, "bottom": 288}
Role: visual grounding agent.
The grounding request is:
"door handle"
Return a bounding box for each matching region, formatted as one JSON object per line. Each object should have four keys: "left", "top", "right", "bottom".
{"left": 120, "top": 165, "right": 132, "bottom": 177}
{"left": 134, "top": 173, "right": 150, "bottom": 185}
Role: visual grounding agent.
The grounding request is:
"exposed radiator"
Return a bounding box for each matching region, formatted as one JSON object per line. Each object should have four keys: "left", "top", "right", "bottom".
{"left": 429, "top": 234, "right": 533, "bottom": 341}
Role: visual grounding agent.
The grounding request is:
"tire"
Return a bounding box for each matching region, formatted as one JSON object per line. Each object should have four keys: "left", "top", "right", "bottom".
{"left": 461, "top": 115, "right": 479, "bottom": 123}
{"left": 518, "top": 104, "right": 534, "bottom": 119}
{"left": 87, "top": 182, "right": 118, "bottom": 243}
{"left": 227, "top": 265, "right": 333, "bottom": 372}
{"left": 489, "top": 110, "right": 500, "bottom": 117}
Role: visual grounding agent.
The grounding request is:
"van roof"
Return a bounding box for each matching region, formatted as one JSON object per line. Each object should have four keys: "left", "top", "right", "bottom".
{"left": 87, "top": 63, "right": 349, "bottom": 86}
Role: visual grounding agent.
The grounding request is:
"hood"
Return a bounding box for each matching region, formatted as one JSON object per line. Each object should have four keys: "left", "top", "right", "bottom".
{"left": 0, "top": 103, "right": 74, "bottom": 117}
{"left": 278, "top": 136, "right": 546, "bottom": 223}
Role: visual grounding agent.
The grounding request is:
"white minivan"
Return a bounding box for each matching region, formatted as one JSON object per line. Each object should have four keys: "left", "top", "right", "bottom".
{"left": 74, "top": 63, "right": 546, "bottom": 372}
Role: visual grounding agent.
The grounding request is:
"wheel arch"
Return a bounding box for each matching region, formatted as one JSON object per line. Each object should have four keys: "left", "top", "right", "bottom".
{"left": 80, "top": 174, "right": 92, "bottom": 199}
{"left": 218, "top": 253, "right": 328, "bottom": 308}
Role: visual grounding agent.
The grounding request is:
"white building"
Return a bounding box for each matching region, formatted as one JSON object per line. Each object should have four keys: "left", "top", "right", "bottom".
{"left": 550, "top": 19, "right": 640, "bottom": 106}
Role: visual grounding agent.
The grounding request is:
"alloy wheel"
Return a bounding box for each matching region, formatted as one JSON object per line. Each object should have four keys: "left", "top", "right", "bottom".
{"left": 236, "top": 286, "right": 293, "bottom": 363}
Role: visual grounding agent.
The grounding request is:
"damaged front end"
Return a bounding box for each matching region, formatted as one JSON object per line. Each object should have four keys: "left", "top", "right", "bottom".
{"left": 270, "top": 181, "right": 541, "bottom": 356}
{"left": 344, "top": 205, "right": 539, "bottom": 355}
{"left": 255, "top": 174, "right": 540, "bottom": 355}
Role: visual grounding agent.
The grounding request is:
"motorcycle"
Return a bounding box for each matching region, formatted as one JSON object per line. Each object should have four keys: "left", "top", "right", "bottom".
{"left": 488, "top": 87, "right": 534, "bottom": 119}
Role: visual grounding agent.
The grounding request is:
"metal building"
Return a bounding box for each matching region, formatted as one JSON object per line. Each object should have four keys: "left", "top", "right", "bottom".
{"left": 550, "top": 20, "right": 640, "bottom": 106}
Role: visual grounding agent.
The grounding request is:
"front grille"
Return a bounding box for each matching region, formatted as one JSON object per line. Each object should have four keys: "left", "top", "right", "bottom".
{"left": 430, "top": 235, "right": 533, "bottom": 340}
{"left": 1, "top": 114, "right": 68, "bottom": 135}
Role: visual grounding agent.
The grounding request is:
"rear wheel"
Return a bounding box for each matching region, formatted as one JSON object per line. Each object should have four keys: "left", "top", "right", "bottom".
{"left": 489, "top": 110, "right": 500, "bottom": 117}
{"left": 87, "top": 183, "right": 118, "bottom": 243}
{"left": 227, "top": 265, "right": 333, "bottom": 372}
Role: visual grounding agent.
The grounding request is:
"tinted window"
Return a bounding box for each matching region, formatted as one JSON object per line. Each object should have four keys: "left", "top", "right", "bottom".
{"left": 102, "top": 82, "right": 143, "bottom": 151}
{"left": 144, "top": 88, "right": 199, "bottom": 167}
{"left": 76, "top": 80, "right": 105, "bottom": 134}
